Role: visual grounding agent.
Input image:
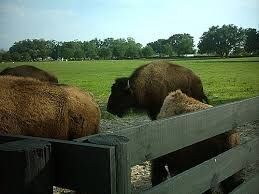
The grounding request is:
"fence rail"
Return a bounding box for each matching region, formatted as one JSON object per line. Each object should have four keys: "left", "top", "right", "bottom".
{"left": 115, "top": 96, "right": 259, "bottom": 166}
{"left": 0, "top": 96, "right": 259, "bottom": 194}
{"left": 143, "top": 138, "right": 259, "bottom": 194}
{"left": 0, "top": 135, "right": 116, "bottom": 194}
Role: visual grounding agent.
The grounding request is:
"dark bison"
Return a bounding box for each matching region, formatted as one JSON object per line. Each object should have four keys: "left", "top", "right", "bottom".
{"left": 0, "top": 65, "right": 58, "bottom": 83}
{"left": 0, "top": 76, "right": 100, "bottom": 140}
{"left": 107, "top": 61, "right": 208, "bottom": 120}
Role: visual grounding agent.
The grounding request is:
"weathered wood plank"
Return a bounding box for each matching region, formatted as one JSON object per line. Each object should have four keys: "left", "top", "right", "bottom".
{"left": 87, "top": 134, "right": 131, "bottom": 194}
{"left": 142, "top": 137, "right": 259, "bottom": 194}
{"left": 0, "top": 139, "right": 53, "bottom": 194}
{"left": 115, "top": 97, "right": 259, "bottom": 165}
{"left": 0, "top": 134, "right": 116, "bottom": 194}
{"left": 229, "top": 173, "right": 259, "bottom": 194}
{"left": 53, "top": 140, "right": 116, "bottom": 194}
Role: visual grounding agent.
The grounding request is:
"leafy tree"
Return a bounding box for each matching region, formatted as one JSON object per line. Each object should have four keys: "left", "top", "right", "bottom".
{"left": 51, "top": 41, "right": 62, "bottom": 60}
{"left": 22, "top": 52, "right": 32, "bottom": 61}
{"left": 99, "top": 47, "right": 112, "bottom": 59}
{"left": 161, "top": 43, "right": 173, "bottom": 57}
{"left": 8, "top": 39, "right": 55, "bottom": 61}
{"left": 2, "top": 51, "right": 11, "bottom": 61}
{"left": 198, "top": 26, "right": 219, "bottom": 55}
{"left": 101, "top": 38, "right": 114, "bottom": 48}
{"left": 83, "top": 41, "right": 98, "bottom": 59}
{"left": 61, "top": 42, "right": 75, "bottom": 59}
{"left": 125, "top": 38, "right": 142, "bottom": 59}
{"left": 198, "top": 24, "right": 245, "bottom": 57}
{"left": 112, "top": 39, "right": 127, "bottom": 59}
{"left": 244, "top": 28, "right": 259, "bottom": 54}
{"left": 0, "top": 49, "right": 5, "bottom": 62}
{"left": 11, "top": 52, "right": 22, "bottom": 61}
{"left": 169, "top": 33, "right": 195, "bottom": 56}
{"left": 142, "top": 46, "right": 155, "bottom": 58}
{"left": 73, "top": 41, "right": 84, "bottom": 59}
{"left": 74, "top": 49, "right": 85, "bottom": 59}
{"left": 148, "top": 34, "right": 194, "bottom": 57}
{"left": 147, "top": 39, "right": 167, "bottom": 57}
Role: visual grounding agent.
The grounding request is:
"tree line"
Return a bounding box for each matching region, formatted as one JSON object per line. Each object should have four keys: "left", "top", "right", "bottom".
{"left": 0, "top": 24, "right": 258, "bottom": 62}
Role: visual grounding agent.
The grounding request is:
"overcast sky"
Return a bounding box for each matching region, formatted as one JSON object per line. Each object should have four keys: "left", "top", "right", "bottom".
{"left": 0, "top": 0, "right": 258, "bottom": 50}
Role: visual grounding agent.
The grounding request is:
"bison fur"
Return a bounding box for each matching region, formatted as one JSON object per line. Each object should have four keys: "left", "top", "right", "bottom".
{"left": 107, "top": 61, "right": 208, "bottom": 120}
{"left": 0, "top": 76, "right": 100, "bottom": 140}
{"left": 0, "top": 65, "right": 58, "bottom": 83}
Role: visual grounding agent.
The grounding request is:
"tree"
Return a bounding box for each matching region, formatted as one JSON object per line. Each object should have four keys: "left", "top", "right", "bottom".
{"left": 169, "top": 33, "right": 195, "bottom": 56}
{"left": 142, "top": 46, "right": 155, "bottom": 58}
{"left": 73, "top": 41, "right": 84, "bottom": 59}
{"left": 8, "top": 39, "right": 55, "bottom": 61}
{"left": 61, "top": 42, "right": 75, "bottom": 60}
{"left": 2, "top": 51, "right": 11, "bottom": 61}
{"left": 11, "top": 52, "right": 22, "bottom": 61}
{"left": 74, "top": 48, "right": 85, "bottom": 59}
{"left": 147, "top": 39, "right": 167, "bottom": 57}
{"left": 99, "top": 47, "right": 112, "bottom": 59}
{"left": 83, "top": 41, "right": 98, "bottom": 59}
{"left": 125, "top": 37, "right": 142, "bottom": 59}
{"left": 161, "top": 43, "right": 173, "bottom": 57}
{"left": 101, "top": 38, "right": 114, "bottom": 48}
{"left": 111, "top": 39, "right": 127, "bottom": 59}
{"left": 22, "top": 52, "right": 32, "bottom": 61}
{"left": 148, "top": 34, "right": 194, "bottom": 57}
{"left": 51, "top": 41, "right": 62, "bottom": 60}
{"left": 0, "top": 49, "right": 5, "bottom": 62}
{"left": 244, "top": 28, "right": 259, "bottom": 55}
{"left": 198, "top": 24, "right": 245, "bottom": 57}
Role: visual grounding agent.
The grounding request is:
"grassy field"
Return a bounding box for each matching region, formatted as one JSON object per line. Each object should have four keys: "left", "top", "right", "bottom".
{"left": 1, "top": 57, "right": 259, "bottom": 106}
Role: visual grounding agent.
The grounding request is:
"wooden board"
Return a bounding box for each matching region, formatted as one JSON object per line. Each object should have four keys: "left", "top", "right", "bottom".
{"left": 0, "top": 134, "right": 116, "bottom": 194}
{"left": 87, "top": 134, "right": 131, "bottom": 194}
{"left": 0, "top": 139, "right": 53, "bottom": 194}
{"left": 142, "top": 137, "right": 259, "bottom": 194}
{"left": 112, "top": 97, "right": 259, "bottom": 165}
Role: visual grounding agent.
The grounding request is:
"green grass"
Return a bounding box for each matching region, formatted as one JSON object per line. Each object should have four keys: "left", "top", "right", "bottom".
{"left": 1, "top": 57, "right": 259, "bottom": 106}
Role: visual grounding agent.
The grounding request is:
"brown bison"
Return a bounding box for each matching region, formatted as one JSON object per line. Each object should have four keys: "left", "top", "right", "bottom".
{"left": 0, "top": 65, "right": 58, "bottom": 83}
{"left": 0, "top": 76, "right": 100, "bottom": 140}
{"left": 107, "top": 61, "right": 208, "bottom": 120}
{"left": 155, "top": 90, "right": 242, "bottom": 193}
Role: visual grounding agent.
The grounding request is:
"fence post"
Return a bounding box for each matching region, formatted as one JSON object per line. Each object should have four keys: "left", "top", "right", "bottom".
{"left": 87, "top": 134, "right": 131, "bottom": 194}
{"left": 0, "top": 139, "right": 53, "bottom": 194}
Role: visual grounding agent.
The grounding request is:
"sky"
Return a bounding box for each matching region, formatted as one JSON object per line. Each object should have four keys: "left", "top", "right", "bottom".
{"left": 0, "top": 0, "right": 259, "bottom": 50}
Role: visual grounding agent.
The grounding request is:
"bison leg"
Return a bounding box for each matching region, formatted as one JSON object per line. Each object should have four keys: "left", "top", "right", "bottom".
{"left": 147, "top": 105, "right": 161, "bottom": 120}
{"left": 151, "top": 157, "right": 168, "bottom": 186}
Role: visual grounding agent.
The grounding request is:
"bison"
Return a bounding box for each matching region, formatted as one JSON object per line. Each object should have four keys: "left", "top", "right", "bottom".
{"left": 154, "top": 90, "right": 242, "bottom": 193}
{"left": 0, "top": 65, "right": 58, "bottom": 83}
{"left": 107, "top": 61, "right": 208, "bottom": 120}
{"left": 0, "top": 76, "right": 100, "bottom": 140}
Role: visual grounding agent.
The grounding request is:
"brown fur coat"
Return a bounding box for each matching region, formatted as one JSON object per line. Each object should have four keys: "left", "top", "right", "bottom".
{"left": 0, "top": 76, "right": 100, "bottom": 139}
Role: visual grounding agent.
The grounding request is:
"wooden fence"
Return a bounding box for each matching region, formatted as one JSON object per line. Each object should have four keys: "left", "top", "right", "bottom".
{"left": 1, "top": 96, "right": 259, "bottom": 194}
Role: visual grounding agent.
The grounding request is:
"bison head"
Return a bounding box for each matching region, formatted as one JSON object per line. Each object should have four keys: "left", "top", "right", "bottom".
{"left": 107, "top": 77, "right": 135, "bottom": 117}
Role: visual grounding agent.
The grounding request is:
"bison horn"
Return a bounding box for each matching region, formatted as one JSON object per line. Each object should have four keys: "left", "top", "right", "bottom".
{"left": 127, "top": 80, "right": 130, "bottom": 89}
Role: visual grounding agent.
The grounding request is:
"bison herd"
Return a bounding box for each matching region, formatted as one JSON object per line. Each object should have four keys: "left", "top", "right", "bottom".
{"left": 0, "top": 62, "right": 242, "bottom": 193}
